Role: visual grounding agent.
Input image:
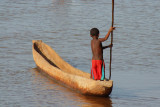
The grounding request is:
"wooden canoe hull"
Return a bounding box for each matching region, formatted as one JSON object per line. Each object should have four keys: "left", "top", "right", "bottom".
{"left": 32, "top": 40, "right": 113, "bottom": 96}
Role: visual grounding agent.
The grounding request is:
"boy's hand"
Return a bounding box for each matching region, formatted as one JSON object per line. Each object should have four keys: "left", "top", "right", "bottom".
{"left": 102, "top": 43, "right": 113, "bottom": 49}
{"left": 99, "top": 27, "right": 115, "bottom": 42}
{"left": 109, "top": 27, "right": 116, "bottom": 32}
{"left": 109, "top": 43, "right": 113, "bottom": 47}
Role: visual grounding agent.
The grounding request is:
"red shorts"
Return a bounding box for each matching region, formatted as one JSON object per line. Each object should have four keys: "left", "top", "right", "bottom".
{"left": 91, "top": 60, "right": 105, "bottom": 80}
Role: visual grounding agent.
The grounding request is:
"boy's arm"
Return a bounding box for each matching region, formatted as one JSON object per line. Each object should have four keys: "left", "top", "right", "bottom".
{"left": 102, "top": 44, "right": 113, "bottom": 49}
{"left": 99, "top": 27, "right": 115, "bottom": 42}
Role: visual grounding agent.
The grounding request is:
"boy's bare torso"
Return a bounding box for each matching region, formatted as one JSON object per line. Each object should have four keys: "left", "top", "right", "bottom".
{"left": 91, "top": 39, "right": 103, "bottom": 60}
{"left": 90, "top": 27, "right": 115, "bottom": 61}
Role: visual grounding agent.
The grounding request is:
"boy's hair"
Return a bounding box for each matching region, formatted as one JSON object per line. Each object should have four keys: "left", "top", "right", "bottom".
{"left": 90, "top": 28, "right": 99, "bottom": 36}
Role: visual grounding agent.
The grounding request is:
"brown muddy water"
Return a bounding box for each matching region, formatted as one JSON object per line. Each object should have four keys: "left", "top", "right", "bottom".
{"left": 0, "top": 0, "right": 160, "bottom": 106}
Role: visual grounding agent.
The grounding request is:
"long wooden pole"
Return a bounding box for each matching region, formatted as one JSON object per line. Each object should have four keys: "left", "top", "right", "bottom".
{"left": 109, "top": 0, "right": 114, "bottom": 80}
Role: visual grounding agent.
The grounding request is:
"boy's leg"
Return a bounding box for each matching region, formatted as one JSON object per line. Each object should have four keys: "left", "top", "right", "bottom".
{"left": 101, "top": 61, "right": 105, "bottom": 81}
{"left": 97, "top": 60, "right": 102, "bottom": 80}
{"left": 92, "top": 60, "right": 98, "bottom": 80}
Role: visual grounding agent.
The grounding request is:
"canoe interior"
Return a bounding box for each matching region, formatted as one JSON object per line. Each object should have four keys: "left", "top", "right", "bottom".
{"left": 33, "top": 40, "right": 90, "bottom": 78}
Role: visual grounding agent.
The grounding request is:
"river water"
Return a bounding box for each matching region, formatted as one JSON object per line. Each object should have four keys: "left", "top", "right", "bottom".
{"left": 0, "top": 0, "right": 160, "bottom": 107}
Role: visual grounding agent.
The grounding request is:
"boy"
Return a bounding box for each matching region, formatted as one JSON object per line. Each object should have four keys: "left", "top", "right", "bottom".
{"left": 90, "top": 27, "right": 115, "bottom": 80}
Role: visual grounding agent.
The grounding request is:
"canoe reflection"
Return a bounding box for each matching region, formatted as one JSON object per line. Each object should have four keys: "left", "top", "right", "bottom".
{"left": 31, "top": 68, "right": 112, "bottom": 107}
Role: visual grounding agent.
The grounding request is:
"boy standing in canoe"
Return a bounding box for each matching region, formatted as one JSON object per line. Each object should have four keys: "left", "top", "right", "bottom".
{"left": 90, "top": 27, "right": 115, "bottom": 81}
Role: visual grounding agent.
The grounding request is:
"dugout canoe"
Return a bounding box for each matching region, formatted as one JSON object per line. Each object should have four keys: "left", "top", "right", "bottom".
{"left": 32, "top": 40, "right": 113, "bottom": 96}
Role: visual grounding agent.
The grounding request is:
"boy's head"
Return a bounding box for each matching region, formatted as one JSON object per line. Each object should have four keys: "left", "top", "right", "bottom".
{"left": 90, "top": 28, "right": 99, "bottom": 37}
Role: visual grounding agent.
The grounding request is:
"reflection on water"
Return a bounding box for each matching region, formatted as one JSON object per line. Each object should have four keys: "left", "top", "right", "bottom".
{"left": 31, "top": 68, "right": 112, "bottom": 107}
